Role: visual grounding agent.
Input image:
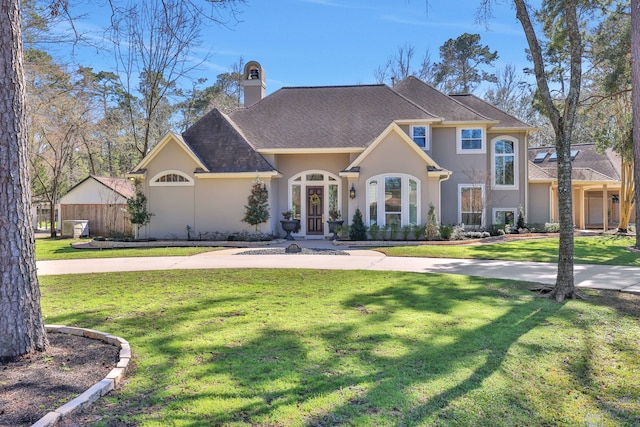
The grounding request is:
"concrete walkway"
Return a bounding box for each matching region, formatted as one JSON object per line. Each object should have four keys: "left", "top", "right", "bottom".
{"left": 36, "top": 240, "right": 640, "bottom": 294}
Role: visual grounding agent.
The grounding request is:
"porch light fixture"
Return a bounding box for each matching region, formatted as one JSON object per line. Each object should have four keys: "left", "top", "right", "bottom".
{"left": 349, "top": 184, "right": 356, "bottom": 199}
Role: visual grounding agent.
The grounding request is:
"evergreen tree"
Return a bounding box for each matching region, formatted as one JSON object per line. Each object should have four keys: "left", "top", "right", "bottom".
{"left": 243, "top": 179, "right": 270, "bottom": 231}
{"left": 433, "top": 33, "right": 498, "bottom": 94}
{"left": 349, "top": 208, "right": 368, "bottom": 241}
{"left": 426, "top": 203, "right": 440, "bottom": 240}
{"left": 126, "top": 182, "right": 153, "bottom": 238}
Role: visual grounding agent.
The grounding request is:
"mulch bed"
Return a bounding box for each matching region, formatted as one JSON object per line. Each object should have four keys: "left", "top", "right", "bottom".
{"left": 0, "top": 333, "right": 119, "bottom": 427}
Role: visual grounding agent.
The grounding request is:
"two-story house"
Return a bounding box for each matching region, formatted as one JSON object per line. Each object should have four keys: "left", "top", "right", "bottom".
{"left": 128, "top": 61, "right": 534, "bottom": 240}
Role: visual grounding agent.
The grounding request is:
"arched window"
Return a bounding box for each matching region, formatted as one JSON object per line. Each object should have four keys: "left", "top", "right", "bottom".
{"left": 492, "top": 136, "right": 518, "bottom": 189}
{"left": 149, "top": 170, "right": 194, "bottom": 186}
{"left": 366, "top": 174, "right": 420, "bottom": 226}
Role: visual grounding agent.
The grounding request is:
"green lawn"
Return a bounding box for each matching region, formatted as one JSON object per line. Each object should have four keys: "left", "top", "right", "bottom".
{"left": 378, "top": 235, "right": 640, "bottom": 266}
{"left": 35, "top": 238, "right": 220, "bottom": 260}
{"left": 41, "top": 269, "right": 640, "bottom": 426}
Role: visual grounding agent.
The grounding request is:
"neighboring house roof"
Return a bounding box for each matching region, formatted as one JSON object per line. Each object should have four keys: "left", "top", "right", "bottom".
{"left": 528, "top": 144, "right": 621, "bottom": 183}
{"left": 392, "top": 77, "right": 493, "bottom": 123}
{"left": 182, "top": 109, "right": 275, "bottom": 173}
{"left": 228, "top": 84, "right": 439, "bottom": 150}
{"left": 63, "top": 175, "right": 135, "bottom": 201}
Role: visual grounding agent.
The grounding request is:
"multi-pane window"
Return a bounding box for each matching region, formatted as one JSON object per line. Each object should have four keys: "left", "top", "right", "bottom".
{"left": 156, "top": 173, "right": 188, "bottom": 183}
{"left": 493, "top": 209, "right": 516, "bottom": 226}
{"left": 460, "top": 128, "right": 483, "bottom": 151}
{"left": 369, "top": 180, "right": 378, "bottom": 226}
{"left": 150, "top": 171, "right": 193, "bottom": 186}
{"left": 494, "top": 139, "right": 515, "bottom": 187}
{"left": 385, "top": 177, "right": 402, "bottom": 226}
{"left": 367, "top": 174, "right": 420, "bottom": 226}
{"left": 411, "top": 125, "right": 429, "bottom": 149}
{"left": 459, "top": 185, "right": 484, "bottom": 226}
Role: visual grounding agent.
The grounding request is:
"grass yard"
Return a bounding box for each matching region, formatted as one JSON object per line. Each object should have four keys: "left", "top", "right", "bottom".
{"left": 378, "top": 235, "right": 640, "bottom": 266}
{"left": 40, "top": 269, "right": 640, "bottom": 426}
{"left": 35, "top": 238, "right": 219, "bottom": 260}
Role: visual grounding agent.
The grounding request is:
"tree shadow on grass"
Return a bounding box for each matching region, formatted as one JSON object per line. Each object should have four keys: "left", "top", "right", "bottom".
{"left": 144, "top": 276, "right": 563, "bottom": 426}
{"left": 43, "top": 272, "right": 564, "bottom": 426}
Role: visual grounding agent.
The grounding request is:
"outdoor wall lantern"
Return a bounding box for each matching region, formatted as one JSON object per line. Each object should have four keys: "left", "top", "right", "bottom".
{"left": 349, "top": 184, "right": 356, "bottom": 199}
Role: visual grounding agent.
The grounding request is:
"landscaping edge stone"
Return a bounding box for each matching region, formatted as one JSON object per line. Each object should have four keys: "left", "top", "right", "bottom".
{"left": 30, "top": 325, "right": 131, "bottom": 427}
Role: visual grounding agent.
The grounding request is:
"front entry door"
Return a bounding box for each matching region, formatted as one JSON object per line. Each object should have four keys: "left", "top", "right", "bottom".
{"left": 307, "top": 186, "right": 324, "bottom": 235}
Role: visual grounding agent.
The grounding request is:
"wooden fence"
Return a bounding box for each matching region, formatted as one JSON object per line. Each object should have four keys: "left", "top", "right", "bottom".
{"left": 60, "top": 204, "right": 132, "bottom": 237}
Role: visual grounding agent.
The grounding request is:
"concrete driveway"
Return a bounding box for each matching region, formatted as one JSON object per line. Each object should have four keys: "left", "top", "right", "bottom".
{"left": 36, "top": 243, "right": 640, "bottom": 294}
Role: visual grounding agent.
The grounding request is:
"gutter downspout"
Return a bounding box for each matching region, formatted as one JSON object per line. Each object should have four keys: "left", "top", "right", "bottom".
{"left": 438, "top": 171, "right": 452, "bottom": 225}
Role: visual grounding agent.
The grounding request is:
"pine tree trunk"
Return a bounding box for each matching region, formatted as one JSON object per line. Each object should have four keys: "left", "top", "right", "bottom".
{"left": 633, "top": 0, "right": 640, "bottom": 248}
{"left": 0, "top": 0, "right": 48, "bottom": 359}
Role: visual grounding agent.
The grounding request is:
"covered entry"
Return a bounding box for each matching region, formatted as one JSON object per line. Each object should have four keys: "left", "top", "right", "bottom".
{"left": 288, "top": 170, "right": 341, "bottom": 238}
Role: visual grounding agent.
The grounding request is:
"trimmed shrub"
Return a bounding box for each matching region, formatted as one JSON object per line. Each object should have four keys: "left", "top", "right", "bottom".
{"left": 544, "top": 222, "right": 560, "bottom": 233}
{"left": 349, "top": 209, "right": 368, "bottom": 240}
{"left": 440, "top": 225, "right": 454, "bottom": 240}
{"left": 369, "top": 223, "right": 380, "bottom": 240}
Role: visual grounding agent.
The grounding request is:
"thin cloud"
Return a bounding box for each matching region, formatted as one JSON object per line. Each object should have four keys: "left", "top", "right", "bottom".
{"left": 379, "top": 14, "right": 523, "bottom": 36}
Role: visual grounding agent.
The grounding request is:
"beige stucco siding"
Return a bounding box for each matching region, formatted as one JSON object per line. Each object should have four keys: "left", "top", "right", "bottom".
{"left": 193, "top": 178, "right": 274, "bottom": 236}
{"left": 140, "top": 139, "right": 199, "bottom": 239}
{"left": 351, "top": 130, "right": 437, "bottom": 225}
{"left": 147, "top": 185, "right": 195, "bottom": 239}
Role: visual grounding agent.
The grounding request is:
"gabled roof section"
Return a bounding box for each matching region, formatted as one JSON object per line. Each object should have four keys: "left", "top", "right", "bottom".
{"left": 528, "top": 144, "right": 621, "bottom": 182}
{"left": 393, "top": 76, "right": 492, "bottom": 123}
{"left": 450, "top": 93, "right": 534, "bottom": 130}
{"left": 182, "top": 109, "right": 275, "bottom": 173}
{"left": 91, "top": 176, "right": 135, "bottom": 199}
{"left": 344, "top": 122, "right": 449, "bottom": 174}
{"left": 131, "top": 132, "right": 208, "bottom": 173}
{"left": 229, "top": 84, "right": 438, "bottom": 150}
{"left": 64, "top": 175, "right": 135, "bottom": 200}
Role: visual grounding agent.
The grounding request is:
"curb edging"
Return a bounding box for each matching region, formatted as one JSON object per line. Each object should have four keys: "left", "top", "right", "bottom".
{"left": 31, "top": 325, "right": 131, "bottom": 427}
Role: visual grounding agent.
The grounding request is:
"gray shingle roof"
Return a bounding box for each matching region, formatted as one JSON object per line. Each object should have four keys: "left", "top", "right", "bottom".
{"left": 178, "top": 78, "right": 536, "bottom": 173}
{"left": 393, "top": 77, "right": 492, "bottom": 122}
{"left": 182, "top": 109, "right": 275, "bottom": 173}
{"left": 229, "top": 84, "right": 437, "bottom": 150}
{"left": 450, "top": 94, "right": 533, "bottom": 129}
{"left": 528, "top": 144, "right": 621, "bottom": 182}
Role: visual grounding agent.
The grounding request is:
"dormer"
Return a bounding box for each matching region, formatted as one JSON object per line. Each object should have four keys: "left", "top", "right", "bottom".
{"left": 242, "top": 61, "right": 266, "bottom": 107}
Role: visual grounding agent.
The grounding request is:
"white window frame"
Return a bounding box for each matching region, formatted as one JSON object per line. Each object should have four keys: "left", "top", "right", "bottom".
{"left": 149, "top": 170, "right": 194, "bottom": 186}
{"left": 458, "top": 183, "right": 485, "bottom": 227}
{"left": 491, "top": 136, "right": 519, "bottom": 190}
{"left": 456, "top": 126, "right": 486, "bottom": 154}
{"left": 410, "top": 125, "right": 430, "bottom": 150}
{"left": 492, "top": 208, "right": 517, "bottom": 226}
{"left": 366, "top": 174, "right": 421, "bottom": 226}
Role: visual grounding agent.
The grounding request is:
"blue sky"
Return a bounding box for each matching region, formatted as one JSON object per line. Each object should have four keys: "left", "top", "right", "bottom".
{"left": 57, "top": 0, "right": 534, "bottom": 96}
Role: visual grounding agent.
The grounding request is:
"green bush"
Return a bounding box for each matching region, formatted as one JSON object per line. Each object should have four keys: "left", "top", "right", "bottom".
{"left": 368, "top": 223, "right": 380, "bottom": 240}
{"left": 440, "top": 225, "right": 454, "bottom": 240}
{"left": 349, "top": 209, "right": 368, "bottom": 240}
{"left": 426, "top": 204, "right": 440, "bottom": 240}
{"left": 544, "top": 222, "right": 560, "bottom": 233}
{"left": 401, "top": 225, "right": 412, "bottom": 240}
{"left": 414, "top": 224, "right": 427, "bottom": 240}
